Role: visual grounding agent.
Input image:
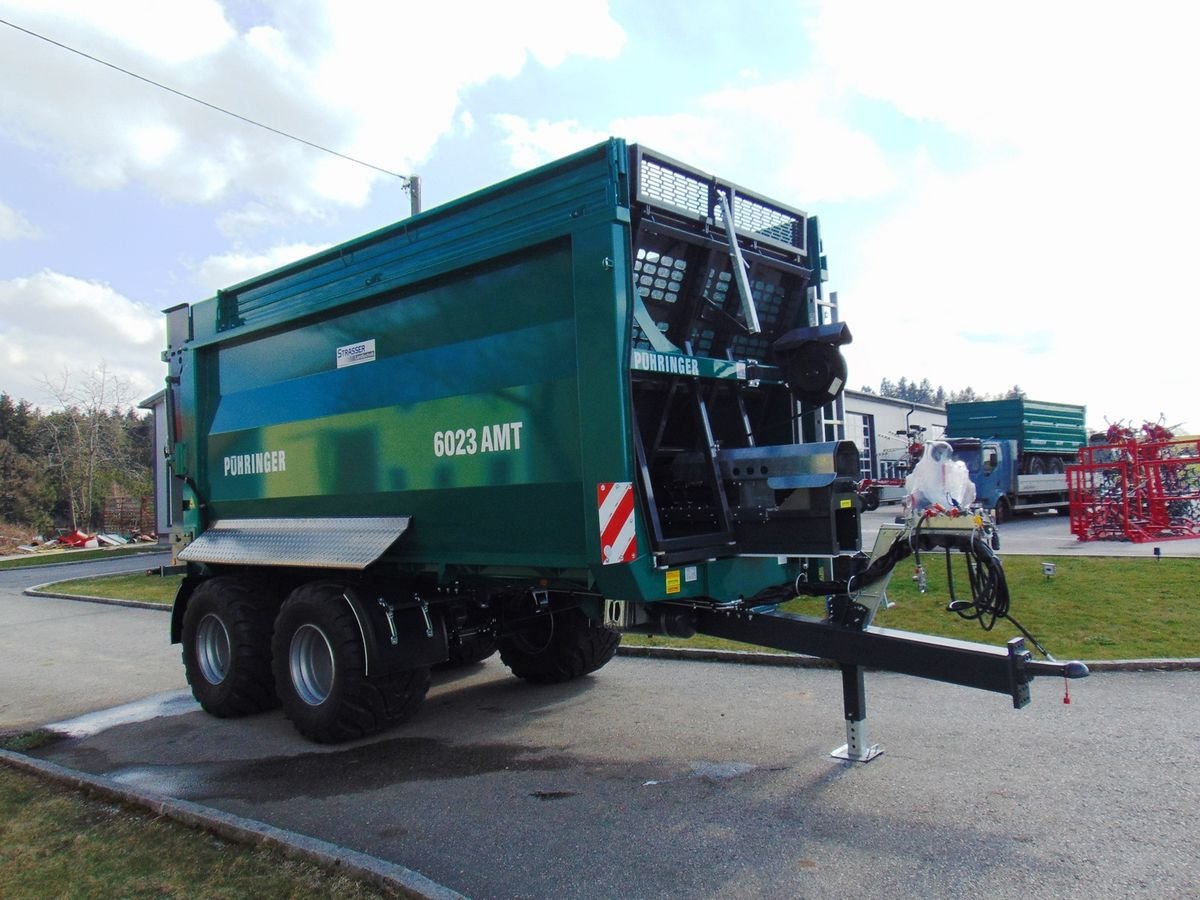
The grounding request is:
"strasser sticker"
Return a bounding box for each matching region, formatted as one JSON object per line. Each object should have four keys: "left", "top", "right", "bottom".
{"left": 336, "top": 339, "right": 376, "bottom": 368}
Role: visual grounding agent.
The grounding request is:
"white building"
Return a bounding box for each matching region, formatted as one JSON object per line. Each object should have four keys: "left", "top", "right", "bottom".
{"left": 842, "top": 390, "right": 947, "bottom": 486}
{"left": 138, "top": 390, "right": 173, "bottom": 542}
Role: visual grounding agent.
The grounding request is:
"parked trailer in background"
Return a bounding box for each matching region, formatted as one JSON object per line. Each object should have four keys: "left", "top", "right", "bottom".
{"left": 945, "top": 399, "right": 1087, "bottom": 521}
{"left": 164, "top": 140, "right": 1082, "bottom": 756}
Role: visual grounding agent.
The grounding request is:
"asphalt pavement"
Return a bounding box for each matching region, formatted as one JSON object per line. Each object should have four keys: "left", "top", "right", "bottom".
{"left": 864, "top": 505, "right": 1200, "bottom": 558}
{"left": 2, "top": 526, "right": 1199, "bottom": 898}
{"left": 18, "top": 653, "right": 1200, "bottom": 898}
{"left": 0, "top": 551, "right": 183, "bottom": 731}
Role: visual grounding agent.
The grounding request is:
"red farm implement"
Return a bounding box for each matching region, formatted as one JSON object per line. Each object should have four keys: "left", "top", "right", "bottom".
{"left": 1067, "top": 429, "right": 1200, "bottom": 543}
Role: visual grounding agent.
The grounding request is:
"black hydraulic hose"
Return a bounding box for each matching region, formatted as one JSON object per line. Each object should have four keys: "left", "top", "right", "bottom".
{"left": 790, "top": 519, "right": 1056, "bottom": 659}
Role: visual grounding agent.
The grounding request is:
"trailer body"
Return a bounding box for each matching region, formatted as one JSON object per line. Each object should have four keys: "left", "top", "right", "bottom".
{"left": 165, "top": 140, "right": 1082, "bottom": 748}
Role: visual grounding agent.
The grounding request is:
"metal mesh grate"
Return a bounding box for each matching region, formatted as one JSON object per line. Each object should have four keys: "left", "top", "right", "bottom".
{"left": 729, "top": 280, "right": 787, "bottom": 358}
{"left": 714, "top": 196, "right": 805, "bottom": 249}
{"left": 635, "top": 149, "right": 807, "bottom": 255}
{"left": 634, "top": 248, "right": 687, "bottom": 304}
{"left": 687, "top": 268, "right": 733, "bottom": 356}
{"left": 638, "top": 156, "right": 710, "bottom": 220}
{"left": 632, "top": 247, "right": 689, "bottom": 350}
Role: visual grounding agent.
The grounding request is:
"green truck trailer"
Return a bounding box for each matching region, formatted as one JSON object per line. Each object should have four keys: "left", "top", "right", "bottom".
{"left": 165, "top": 140, "right": 1083, "bottom": 754}
{"left": 945, "top": 399, "right": 1088, "bottom": 521}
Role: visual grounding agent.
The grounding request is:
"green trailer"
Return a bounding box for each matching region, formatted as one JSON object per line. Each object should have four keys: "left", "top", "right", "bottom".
{"left": 165, "top": 140, "right": 1083, "bottom": 752}
{"left": 946, "top": 399, "right": 1087, "bottom": 473}
{"left": 945, "top": 399, "right": 1087, "bottom": 520}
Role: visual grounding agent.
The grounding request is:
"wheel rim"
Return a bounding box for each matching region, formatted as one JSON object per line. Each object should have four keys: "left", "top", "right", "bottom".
{"left": 195, "top": 613, "right": 231, "bottom": 685}
{"left": 289, "top": 624, "right": 335, "bottom": 706}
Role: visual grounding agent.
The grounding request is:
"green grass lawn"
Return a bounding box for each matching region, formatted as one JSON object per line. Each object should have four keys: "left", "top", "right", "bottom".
{"left": 41, "top": 556, "right": 1200, "bottom": 660}
{"left": 626, "top": 555, "right": 1200, "bottom": 661}
{"left": 0, "top": 765, "right": 407, "bottom": 898}
{"left": 867, "top": 554, "right": 1199, "bottom": 659}
{"left": 38, "top": 572, "right": 182, "bottom": 605}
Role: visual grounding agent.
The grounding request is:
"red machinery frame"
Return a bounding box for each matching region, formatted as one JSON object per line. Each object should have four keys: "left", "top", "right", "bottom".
{"left": 1068, "top": 433, "right": 1200, "bottom": 543}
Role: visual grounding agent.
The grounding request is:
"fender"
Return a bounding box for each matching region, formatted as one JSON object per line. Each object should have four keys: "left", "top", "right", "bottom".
{"left": 169, "top": 574, "right": 204, "bottom": 644}
{"left": 339, "top": 586, "right": 449, "bottom": 676}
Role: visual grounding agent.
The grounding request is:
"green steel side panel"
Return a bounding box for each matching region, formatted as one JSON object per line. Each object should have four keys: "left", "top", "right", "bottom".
{"left": 195, "top": 242, "right": 596, "bottom": 568}
{"left": 181, "top": 143, "right": 639, "bottom": 574}
{"left": 593, "top": 553, "right": 805, "bottom": 608}
{"left": 946, "top": 399, "right": 1086, "bottom": 453}
{"left": 189, "top": 141, "right": 629, "bottom": 345}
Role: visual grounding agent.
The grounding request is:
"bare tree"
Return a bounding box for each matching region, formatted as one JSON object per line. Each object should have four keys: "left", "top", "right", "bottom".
{"left": 39, "top": 363, "right": 136, "bottom": 531}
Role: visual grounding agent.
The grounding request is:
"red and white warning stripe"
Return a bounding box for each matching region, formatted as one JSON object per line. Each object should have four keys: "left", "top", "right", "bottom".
{"left": 597, "top": 481, "right": 637, "bottom": 565}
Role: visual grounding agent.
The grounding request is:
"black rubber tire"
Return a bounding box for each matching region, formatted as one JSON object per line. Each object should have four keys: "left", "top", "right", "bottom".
{"left": 1048, "top": 456, "right": 1066, "bottom": 474}
{"left": 499, "top": 607, "right": 620, "bottom": 684}
{"left": 994, "top": 496, "right": 1012, "bottom": 524}
{"left": 181, "top": 576, "right": 279, "bottom": 718}
{"left": 1027, "top": 456, "right": 1046, "bottom": 475}
{"left": 863, "top": 488, "right": 881, "bottom": 512}
{"left": 436, "top": 633, "right": 498, "bottom": 669}
{"left": 272, "top": 582, "right": 430, "bottom": 743}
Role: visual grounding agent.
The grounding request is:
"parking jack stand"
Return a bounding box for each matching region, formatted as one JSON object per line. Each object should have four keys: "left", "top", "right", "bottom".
{"left": 831, "top": 664, "right": 883, "bottom": 763}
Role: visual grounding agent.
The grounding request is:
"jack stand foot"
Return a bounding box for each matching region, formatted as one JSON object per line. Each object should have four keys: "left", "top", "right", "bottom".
{"left": 830, "top": 663, "right": 883, "bottom": 762}
{"left": 830, "top": 719, "right": 883, "bottom": 763}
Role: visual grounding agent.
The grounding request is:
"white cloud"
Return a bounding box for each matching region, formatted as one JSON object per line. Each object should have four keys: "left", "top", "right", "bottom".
{"left": 0, "top": 201, "right": 43, "bottom": 240}
{"left": 494, "top": 77, "right": 898, "bottom": 204}
{"left": 810, "top": 1, "right": 1200, "bottom": 146}
{"left": 811, "top": 0, "right": 1200, "bottom": 430}
{"left": 494, "top": 116, "right": 608, "bottom": 170}
{"left": 1, "top": 0, "right": 235, "bottom": 64}
{"left": 841, "top": 145, "right": 1194, "bottom": 429}
{"left": 193, "top": 243, "right": 330, "bottom": 294}
{"left": 0, "top": 271, "right": 163, "bottom": 405}
{"left": 0, "top": 0, "right": 626, "bottom": 221}
{"left": 624, "top": 79, "right": 898, "bottom": 202}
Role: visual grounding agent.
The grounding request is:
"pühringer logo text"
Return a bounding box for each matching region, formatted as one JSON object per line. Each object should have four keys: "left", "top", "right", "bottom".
{"left": 224, "top": 450, "right": 287, "bottom": 477}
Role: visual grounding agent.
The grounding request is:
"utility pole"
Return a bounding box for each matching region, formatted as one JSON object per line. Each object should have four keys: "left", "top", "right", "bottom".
{"left": 407, "top": 175, "right": 421, "bottom": 216}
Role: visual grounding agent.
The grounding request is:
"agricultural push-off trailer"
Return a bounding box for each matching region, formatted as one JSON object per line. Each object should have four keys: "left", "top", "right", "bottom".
{"left": 164, "top": 140, "right": 1084, "bottom": 756}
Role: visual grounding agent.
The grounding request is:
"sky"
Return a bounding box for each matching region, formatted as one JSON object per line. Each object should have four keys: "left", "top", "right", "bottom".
{"left": 0, "top": 0, "right": 1196, "bottom": 434}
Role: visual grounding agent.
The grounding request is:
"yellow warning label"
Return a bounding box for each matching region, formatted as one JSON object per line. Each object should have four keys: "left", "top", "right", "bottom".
{"left": 840, "top": 498, "right": 854, "bottom": 509}
{"left": 665, "top": 569, "right": 682, "bottom": 594}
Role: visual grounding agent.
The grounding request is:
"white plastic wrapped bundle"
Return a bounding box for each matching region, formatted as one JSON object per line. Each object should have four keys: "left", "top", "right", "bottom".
{"left": 904, "top": 440, "right": 976, "bottom": 512}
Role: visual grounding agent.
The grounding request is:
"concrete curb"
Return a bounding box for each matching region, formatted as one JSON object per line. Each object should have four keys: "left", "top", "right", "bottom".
{"left": 0, "top": 748, "right": 465, "bottom": 900}
{"left": 24, "top": 585, "right": 170, "bottom": 611}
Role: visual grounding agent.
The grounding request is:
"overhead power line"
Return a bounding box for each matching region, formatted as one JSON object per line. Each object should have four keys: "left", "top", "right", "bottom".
{"left": 0, "top": 16, "right": 416, "bottom": 191}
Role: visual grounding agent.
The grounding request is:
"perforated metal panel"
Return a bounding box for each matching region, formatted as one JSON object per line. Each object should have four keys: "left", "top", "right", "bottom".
{"left": 632, "top": 146, "right": 808, "bottom": 257}
{"left": 178, "top": 517, "right": 411, "bottom": 570}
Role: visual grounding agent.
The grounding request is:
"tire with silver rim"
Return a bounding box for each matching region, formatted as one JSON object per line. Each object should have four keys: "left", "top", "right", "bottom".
{"left": 289, "top": 623, "right": 336, "bottom": 705}
{"left": 499, "top": 606, "right": 620, "bottom": 684}
{"left": 272, "top": 582, "right": 431, "bottom": 743}
{"left": 181, "top": 576, "right": 279, "bottom": 717}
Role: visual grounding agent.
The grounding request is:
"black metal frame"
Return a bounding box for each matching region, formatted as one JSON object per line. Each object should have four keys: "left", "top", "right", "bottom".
{"left": 691, "top": 603, "right": 1081, "bottom": 710}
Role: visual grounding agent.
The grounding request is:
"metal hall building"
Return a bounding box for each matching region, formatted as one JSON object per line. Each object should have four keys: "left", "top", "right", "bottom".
{"left": 842, "top": 390, "right": 946, "bottom": 485}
